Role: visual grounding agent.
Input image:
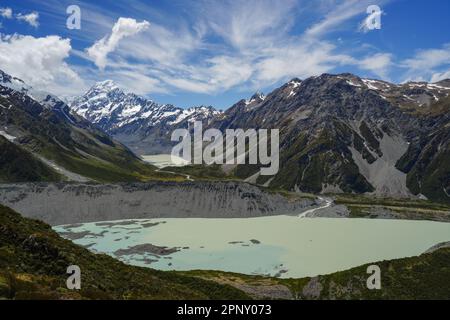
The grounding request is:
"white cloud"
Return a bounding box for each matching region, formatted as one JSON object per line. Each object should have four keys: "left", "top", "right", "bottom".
{"left": 401, "top": 44, "right": 450, "bottom": 82}
{"left": 403, "top": 44, "right": 450, "bottom": 70}
{"left": 16, "top": 12, "right": 39, "bottom": 28}
{"left": 0, "top": 7, "right": 12, "bottom": 19}
{"left": 76, "top": 1, "right": 399, "bottom": 96}
{"left": 131, "top": 0, "right": 362, "bottom": 93}
{"left": 254, "top": 41, "right": 353, "bottom": 83}
{"left": 305, "top": 0, "right": 377, "bottom": 38}
{"left": 0, "top": 34, "right": 85, "bottom": 96}
{"left": 116, "top": 23, "right": 202, "bottom": 66}
{"left": 431, "top": 70, "right": 450, "bottom": 83}
{"left": 3, "top": 1, "right": 403, "bottom": 99}
{"left": 357, "top": 53, "right": 392, "bottom": 78}
{"left": 159, "top": 55, "right": 254, "bottom": 94}
{"left": 100, "top": 68, "right": 167, "bottom": 95}
{"left": 201, "top": 0, "right": 297, "bottom": 50}
{"left": 87, "top": 17, "right": 150, "bottom": 70}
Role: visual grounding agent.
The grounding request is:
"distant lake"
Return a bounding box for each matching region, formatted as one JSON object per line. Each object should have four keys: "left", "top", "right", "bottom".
{"left": 54, "top": 216, "right": 450, "bottom": 278}
{"left": 141, "top": 154, "right": 189, "bottom": 168}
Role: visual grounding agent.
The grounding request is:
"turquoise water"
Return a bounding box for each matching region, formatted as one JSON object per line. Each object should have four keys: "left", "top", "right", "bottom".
{"left": 54, "top": 216, "right": 450, "bottom": 278}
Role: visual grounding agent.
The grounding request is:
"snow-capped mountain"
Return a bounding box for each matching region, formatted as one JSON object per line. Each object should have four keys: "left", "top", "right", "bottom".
{"left": 0, "top": 70, "right": 66, "bottom": 109}
{"left": 70, "top": 80, "right": 222, "bottom": 154}
{"left": 71, "top": 80, "right": 222, "bottom": 129}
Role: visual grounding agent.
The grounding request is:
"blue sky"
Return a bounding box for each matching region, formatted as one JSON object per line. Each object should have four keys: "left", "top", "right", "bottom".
{"left": 0, "top": 0, "right": 449, "bottom": 109}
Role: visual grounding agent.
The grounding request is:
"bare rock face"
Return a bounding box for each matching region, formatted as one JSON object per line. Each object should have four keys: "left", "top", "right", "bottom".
{"left": 0, "top": 182, "right": 316, "bottom": 225}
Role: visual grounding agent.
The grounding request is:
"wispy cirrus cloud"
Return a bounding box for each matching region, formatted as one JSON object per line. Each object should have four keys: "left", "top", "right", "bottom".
{"left": 401, "top": 43, "right": 450, "bottom": 82}
{"left": 402, "top": 44, "right": 450, "bottom": 70}
{"left": 91, "top": 0, "right": 390, "bottom": 94}
{"left": 9, "top": 0, "right": 442, "bottom": 104}
{"left": 357, "top": 53, "right": 393, "bottom": 79}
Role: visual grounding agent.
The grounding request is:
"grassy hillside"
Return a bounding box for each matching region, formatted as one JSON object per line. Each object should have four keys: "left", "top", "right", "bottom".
{"left": 0, "top": 136, "right": 61, "bottom": 183}
{"left": 0, "top": 204, "right": 250, "bottom": 300}
{"left": 333, "top": 193, "right": 450, "bottom": 221}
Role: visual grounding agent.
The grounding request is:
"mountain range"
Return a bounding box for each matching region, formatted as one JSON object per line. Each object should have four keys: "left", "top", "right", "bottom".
{"left": 70, "top": 73, "right": 450, "bottom": 203}
{"left": 70, "top": 80, "right": 221, "bottom": 154}
{"left": 0, "top": 67, "right": 448, "bottom": 202}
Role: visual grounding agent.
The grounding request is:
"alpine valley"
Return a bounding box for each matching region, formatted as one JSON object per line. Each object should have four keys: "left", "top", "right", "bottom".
{"left": 1, "top": 67, "right": 450, "bottom": 300}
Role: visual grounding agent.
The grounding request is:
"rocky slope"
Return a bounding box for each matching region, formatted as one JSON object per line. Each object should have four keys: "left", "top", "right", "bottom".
{"left": 70, "top": 81, "right": 222, "bottom": 154}
{"left": 0, "top": 182, "right": 316, "bottom": 225}
{"left": 209, "top": 74, "right": 450, "bottom": 202}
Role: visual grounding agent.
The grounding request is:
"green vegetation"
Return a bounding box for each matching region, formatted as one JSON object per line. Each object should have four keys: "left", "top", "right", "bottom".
{"left": 163, "top": 164, "right": 235, "bottom": 180}
{"left": 263, "top": 187, "right": 317, "bottom": 201}
{"left": 285, "top": 247, "right": 450, "bottom": 299}
{"left": 183, "top": 248, "right": 450, "bottom": 300}
{"left": 334, "top": 193, "right": 450, "bottom": 221}
{"left": 267, "top": 123, "right": 374, "bottom": 194}
{"left": 359, "top": 121, "right": 382, "bottom": 157}
{"left": 395, "top": 97, "right": 450, "bottom": 204}
{"left": 0, "top": 136, "right": 62, "bottom": 183}
{"left": 0, "top": 204, "right": 250, "bottom": 300}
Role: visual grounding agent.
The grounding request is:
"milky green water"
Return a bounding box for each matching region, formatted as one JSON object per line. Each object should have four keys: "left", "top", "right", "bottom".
{"left": 141, "top": 154, "right": 189, "bottom": 168}
{"left": 54, "top": 216, "right": 450, "bottom": 278}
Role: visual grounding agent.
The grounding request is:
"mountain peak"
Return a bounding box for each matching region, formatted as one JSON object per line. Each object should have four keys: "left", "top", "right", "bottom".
{"left": 289, "top": 77, "right": 302, "bottom": 84}
{"left": 0, "top": 69, "right": 65, "bottom": 109}
{"left": 247, "top": 91, "right": 265, "bottom": 104}
{"left": 91, "top": 80, "right": 120, "bottom": 92}
{"left": 0, "top": 69, "right": 29, "bottom": 92}
{"left": 70, "top": 81, "right": 221, "bottom": 142}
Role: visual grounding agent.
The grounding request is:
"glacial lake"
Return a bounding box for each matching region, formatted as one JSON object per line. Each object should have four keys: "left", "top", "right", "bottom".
{"left": 141, "top": 154, "right": 189, "bottom": 168}
{"left": 54, "top": 216, "right": 450, "bottom": 278}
